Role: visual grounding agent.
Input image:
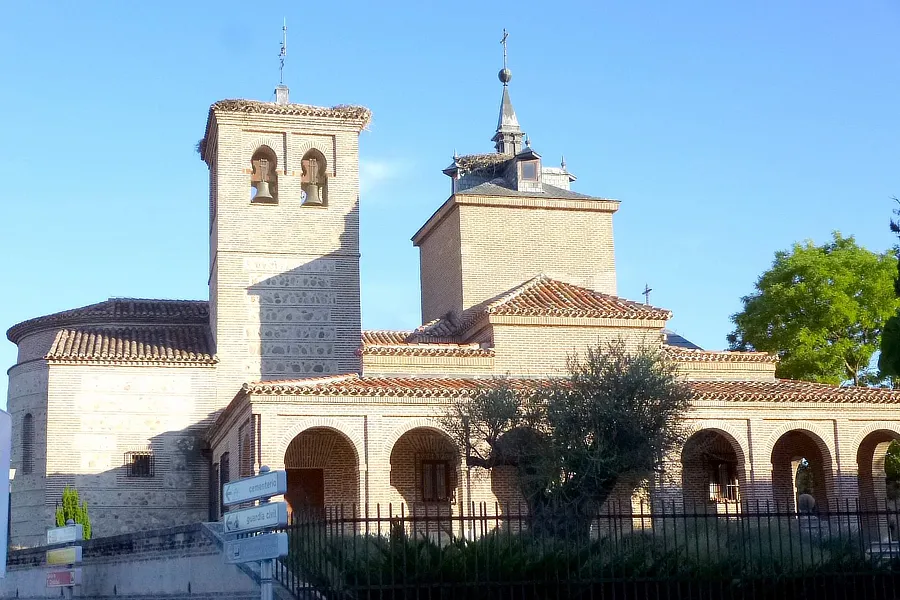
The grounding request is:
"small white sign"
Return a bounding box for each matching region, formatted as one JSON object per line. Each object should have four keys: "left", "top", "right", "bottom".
{"left": 224, "top": 532, "right": 288, "bottom": 564}
{"left": 47, "top": 524, "right": 84, "bottom": 545}
{"left": 223, "top": 502, "right": 288, "bottom": 534}
{"left": 223, "top": 471, "right": 287, "bottom": 506}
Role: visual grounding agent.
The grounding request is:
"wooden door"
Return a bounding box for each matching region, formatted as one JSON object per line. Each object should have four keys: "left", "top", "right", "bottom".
{"left": 286, "top": 468, "right": 325, "bottom": 519}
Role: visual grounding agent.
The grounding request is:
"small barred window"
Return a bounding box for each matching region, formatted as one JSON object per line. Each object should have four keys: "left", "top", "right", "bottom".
{"left": 125, "top": 451, "right": 154, "bottom": 478}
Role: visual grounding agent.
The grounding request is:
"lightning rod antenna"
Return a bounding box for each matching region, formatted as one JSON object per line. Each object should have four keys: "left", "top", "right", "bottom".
{"left": 279, "top": 19, "right": 287, "bottom": 85}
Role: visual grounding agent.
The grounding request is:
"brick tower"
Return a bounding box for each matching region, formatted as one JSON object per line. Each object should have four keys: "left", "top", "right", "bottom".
{"left": 199, "top": 86, "right": 371, "bottom": 402}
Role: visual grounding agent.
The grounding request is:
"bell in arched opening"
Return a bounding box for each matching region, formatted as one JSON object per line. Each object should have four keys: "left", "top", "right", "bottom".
{"left": 301, "top": 150, "right": 327, "bottom": 206}
{"left": 250, "top": 147, "right": 278, "bottom": 203}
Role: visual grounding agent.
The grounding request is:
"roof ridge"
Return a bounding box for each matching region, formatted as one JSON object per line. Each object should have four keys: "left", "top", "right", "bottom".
{"left": 485, "top": 274, "right": 549, "bottom": 312}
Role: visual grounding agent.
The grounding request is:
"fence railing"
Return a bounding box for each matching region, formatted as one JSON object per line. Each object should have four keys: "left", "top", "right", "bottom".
{"left": 272, "top": 500, "right": 900, "bottom": 600}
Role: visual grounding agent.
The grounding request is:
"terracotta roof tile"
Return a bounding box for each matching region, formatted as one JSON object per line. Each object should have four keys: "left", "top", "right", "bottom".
{"left": 361, "top": 330, "right": 414, "bottom": 346}
{"left": 211, "top": 100, "right": 371, "bottom": 123}
{"left": 244, "top": 375, "right": 533, "bottom": 397}
{"left": 243, "top": 375, "right": 900, "bottom": 404}
{"left": 664, "top": 346, "right": 778, "bottom": 363}
{"left": 8, "top": 298, "right": 209, "bottom": 343}
{"left": 361, "top": 330, "right": 493, "bottom": 357}
{"left": 47, "top": 325, "right": 215, "bottom": 365}
{"left": 690, "top": 380, "right": 900, "bottom": 403}
{"left": 483, "top": 275, "right": 671, "bottom": 321}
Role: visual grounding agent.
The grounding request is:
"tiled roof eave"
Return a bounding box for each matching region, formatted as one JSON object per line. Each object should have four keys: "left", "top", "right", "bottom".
{"left": 45, "top": 357, "right": 218, "bottom": 367}
{"left": 7, "top": 299, "right": 209, "bottom": 344}
{"left": 487, "top": 310, "right": 672, "bottom": 322}
{"left": 361, "top": 345, "right": 495, "bottom": 358}
{"left": 665, "top": 347, "right": 778, "bottom": 364}
{"left": 240, "top": 376, "right": 900, "bottom": 404}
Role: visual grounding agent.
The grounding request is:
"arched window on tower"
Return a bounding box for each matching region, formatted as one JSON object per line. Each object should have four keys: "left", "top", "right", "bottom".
{"left": 22, "top": 413, "right": 34, "bottom": 475}
{"left": 301, "top": 149, "right": 328, "bottom": 206}
{"left": 250, "top": 146, "right": 278, "bottom": 204}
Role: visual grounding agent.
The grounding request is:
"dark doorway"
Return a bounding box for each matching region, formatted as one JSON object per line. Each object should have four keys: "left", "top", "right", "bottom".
{"left": 286, "top": 468, "right": 325, "bottom": 518}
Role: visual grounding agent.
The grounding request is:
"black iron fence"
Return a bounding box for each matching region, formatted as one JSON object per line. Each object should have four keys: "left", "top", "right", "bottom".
{"left": 273, "top": 501, "right": 900, "bottom": 599}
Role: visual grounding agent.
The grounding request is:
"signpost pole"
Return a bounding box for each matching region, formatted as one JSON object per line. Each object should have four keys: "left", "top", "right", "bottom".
{"left": 220, "top": 464, "right": 287, "bottom": 600}
{"left": 257, "top": 466, "right": 274, "bottom": 600}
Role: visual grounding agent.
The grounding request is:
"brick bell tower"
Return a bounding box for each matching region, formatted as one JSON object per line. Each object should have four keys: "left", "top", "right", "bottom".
{"left": 199, "top": 83, "right": 371, "bottom": 402}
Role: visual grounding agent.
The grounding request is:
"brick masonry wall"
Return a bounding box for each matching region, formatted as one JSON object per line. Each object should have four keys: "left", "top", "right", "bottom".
{"left": 208, "top": 113, "right": 364, "bottom": 407}
{"left": 491, "top": 322, "right": 665, "bottom": 376}
{"left": 31, "top": 364, "right": 217, "bottom": 546}
{"left": 206, "top": 394, "right": 900, "bottom": 519}
{"left": 419, "top": 206, "right": 463, "bottom": 323}
{"left": 7, "top": 360, "right": 52, "bottom": 548}
{"left": 465, "top": 200, "right": 616, "bottom": 314}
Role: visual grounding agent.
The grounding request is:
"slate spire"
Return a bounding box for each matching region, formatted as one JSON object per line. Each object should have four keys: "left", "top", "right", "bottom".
{"left": 491, "top": 30, "right": 525, "bottom": 155}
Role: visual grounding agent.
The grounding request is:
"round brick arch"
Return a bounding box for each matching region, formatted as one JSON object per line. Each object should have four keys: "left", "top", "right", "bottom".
{"left": 763, "top": 421, "right": 837, "bottom": 467}
{"left": 379, "top": 418, "right": 458, "bottom": 461}
{"left": 276, "top": 417, "right": 365, "bottom": 468}
{"left": 850, "top": 422, "right": 900, "bottom": 455}
{"left": 684, "top": 420, "right": 750, "bottom": 466}
{"left": 765, "top": 422, "right": 836, "bottom": 511}
{"left": 244, "top": 137, "right": 284, "bottom": 171}
{"left": 680, "top": 422, "right": 750, "bottom": 509}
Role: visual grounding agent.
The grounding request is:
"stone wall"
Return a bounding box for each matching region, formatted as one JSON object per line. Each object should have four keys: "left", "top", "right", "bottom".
{"left": 0, "top": 524, "right": 262, "bottom": 599}
{"left": 13, "top": 364, "right": 218, "bottom": 547}
{"left": 207, "top": 111, "right": 365, "bottom": 405}
{"left": 7, "top": 359, "right": 52, "bottom": 548}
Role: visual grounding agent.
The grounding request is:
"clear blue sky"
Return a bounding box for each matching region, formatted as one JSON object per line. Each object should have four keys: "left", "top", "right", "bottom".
{"left": 1, "top": 1, "right": 898, "bottom": 388}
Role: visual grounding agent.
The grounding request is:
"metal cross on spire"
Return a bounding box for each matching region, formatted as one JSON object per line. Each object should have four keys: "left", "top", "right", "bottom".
{"left": 643, "top": 284, "right": 653, "bottom": 305}
{"left": 279, "top": 19, "right": 287, "bottom": 85}
{"left": 500, "top": 29, "right": 509, "bottom": 71}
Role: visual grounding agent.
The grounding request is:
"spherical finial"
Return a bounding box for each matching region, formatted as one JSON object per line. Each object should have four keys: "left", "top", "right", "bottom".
{"left": 498, "top": 68, "right": 512, "bottom": 84}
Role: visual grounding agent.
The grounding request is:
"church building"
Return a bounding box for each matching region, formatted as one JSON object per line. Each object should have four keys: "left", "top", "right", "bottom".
{"left": 7, "top": 49, "right": 900, "bottom": 548}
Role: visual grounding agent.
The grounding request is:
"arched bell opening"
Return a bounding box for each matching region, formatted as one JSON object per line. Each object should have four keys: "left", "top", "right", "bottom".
{"left": 300, "top": 149, "right": 328, "bottom": 206}
{"left": 250, "top": 146, "right": 278, "bottom": 203}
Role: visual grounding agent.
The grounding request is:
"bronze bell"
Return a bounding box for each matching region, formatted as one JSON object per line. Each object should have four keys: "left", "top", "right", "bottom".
{"left": 302, "top": 182, "right": 323, "bottom": 206}
{"left": 252, "top": 180, "right": 275, "bottom": 202}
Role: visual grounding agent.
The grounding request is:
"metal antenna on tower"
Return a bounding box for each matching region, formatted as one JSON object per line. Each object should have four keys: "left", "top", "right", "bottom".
{"left": 279, "top": 19, "right": 287, "bottom": 85}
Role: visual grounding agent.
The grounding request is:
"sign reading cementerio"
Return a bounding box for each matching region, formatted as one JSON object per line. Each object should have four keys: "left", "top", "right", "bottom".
{"left": 222, "top": 470, "right": 287, "bottom": 506}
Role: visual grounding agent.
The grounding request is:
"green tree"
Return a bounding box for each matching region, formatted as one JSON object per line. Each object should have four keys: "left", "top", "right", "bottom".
{"left": 877, "top": 197, "right": 900, "bottom": 382}
{"left": 728, "top": 232, "right": 898, "bottom": 386}
{"left": 55, "top": 486, "right": 91, "bottom": 540}
{"left": 444, "top": 343, "right": 692, "bottom": 535}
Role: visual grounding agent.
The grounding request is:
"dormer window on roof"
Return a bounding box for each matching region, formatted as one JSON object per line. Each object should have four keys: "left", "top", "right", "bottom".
{"left": 520, "top": 160, "right": 538, "bottom": 181}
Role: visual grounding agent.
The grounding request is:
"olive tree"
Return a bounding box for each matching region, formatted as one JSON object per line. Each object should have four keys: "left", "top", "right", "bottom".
{"left": 444, "top": 343, "right": 692, "bottom": 534}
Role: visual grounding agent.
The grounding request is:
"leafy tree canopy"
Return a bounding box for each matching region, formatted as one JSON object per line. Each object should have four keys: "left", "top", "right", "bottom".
{"left": 444, "top": 343, "right": 692, "bottom": 534}
{"left": 877, "top": 197, "right": 900, "bottom": 381}
{"left": 728, "top": 232, "right": 898, "bottom": 386}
